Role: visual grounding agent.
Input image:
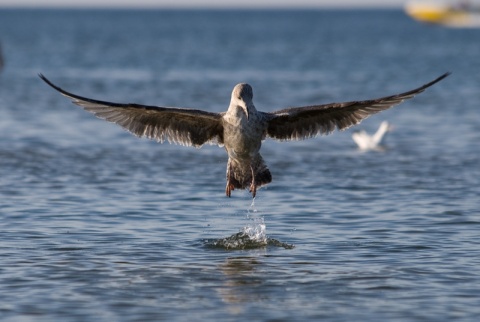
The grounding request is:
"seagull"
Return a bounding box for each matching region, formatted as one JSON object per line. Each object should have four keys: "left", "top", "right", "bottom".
{"left": 352, "top": 120, "right": 392, "bottom": 150}
{"left": 39, "top": 72, "right": 449, "bottom": 198}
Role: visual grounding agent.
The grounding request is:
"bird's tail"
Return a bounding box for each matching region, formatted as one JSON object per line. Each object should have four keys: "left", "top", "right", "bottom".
{"left": 226, "top": 154, "right": 272, "bottom": 192}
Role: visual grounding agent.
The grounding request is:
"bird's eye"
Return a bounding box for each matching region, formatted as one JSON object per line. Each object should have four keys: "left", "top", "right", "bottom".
{"left": 237, "top": 96, "right": 242, "bottom": 100}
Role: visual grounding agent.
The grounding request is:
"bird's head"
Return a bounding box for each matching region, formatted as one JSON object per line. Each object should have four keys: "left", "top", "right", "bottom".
{"left": 230, "top": 83, "right": 254, "bottom": 119}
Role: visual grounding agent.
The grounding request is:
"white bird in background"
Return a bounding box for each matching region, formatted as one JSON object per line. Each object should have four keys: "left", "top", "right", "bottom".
{"left": 352, "top": 121, "right": 392, "bottom": 150}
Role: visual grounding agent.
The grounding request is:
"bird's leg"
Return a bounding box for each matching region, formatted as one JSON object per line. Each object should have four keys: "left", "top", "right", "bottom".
{"left": 249, "top": 165, "right": 257, "bottom": 198}
{"left": 226, "top": 182, "right": 235, "bottom": 197}
{"left": 225, "top": 161, "right": 234, "bottom": 197}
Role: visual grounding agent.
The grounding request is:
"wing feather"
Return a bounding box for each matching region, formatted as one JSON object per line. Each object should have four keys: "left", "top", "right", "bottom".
{"left": 40, "top": 74, "right": 224, "bottom": 147}
{"left": 264, "top": 73, "right": 450, "bottom": 141}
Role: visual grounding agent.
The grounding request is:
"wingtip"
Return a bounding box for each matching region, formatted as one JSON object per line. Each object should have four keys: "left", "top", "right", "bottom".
{"left": 38, "top": 73, "right": 61, "bottom": 92}
{"left": 38, "top": 73, "right": 50, "bottom": 84}
{"left": 422, "top": 72, "right": 451, "bottom": 89}
{"left": 437, "top": 72, "right": 451, "bottom": 83}
{"left": 441, "top": 71, "right": 452, "bottom": 79}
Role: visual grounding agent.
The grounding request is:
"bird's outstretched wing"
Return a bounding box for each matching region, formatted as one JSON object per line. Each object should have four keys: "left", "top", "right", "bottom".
{"left": 263, "top": 73, "right": 450, "bottom": 141}
{"left": 40, "top": 74, "right": 224, "bottom": 147}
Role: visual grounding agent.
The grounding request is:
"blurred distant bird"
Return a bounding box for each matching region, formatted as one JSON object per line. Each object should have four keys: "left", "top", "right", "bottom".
{"left": 39, "top": 73, "right": 449, "bottom": 198}
{"left": 352, "top": 121, "right": 392, "bottom": 150}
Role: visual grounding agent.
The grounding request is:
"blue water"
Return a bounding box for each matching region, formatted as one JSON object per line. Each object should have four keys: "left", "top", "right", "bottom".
{"left": 1, "top": 8, "right": 479, "bottom": 321}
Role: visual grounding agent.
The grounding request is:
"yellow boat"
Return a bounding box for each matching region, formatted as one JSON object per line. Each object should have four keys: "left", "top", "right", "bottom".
{"left": 405, "top": 1, "right": 480, "bottom": 27}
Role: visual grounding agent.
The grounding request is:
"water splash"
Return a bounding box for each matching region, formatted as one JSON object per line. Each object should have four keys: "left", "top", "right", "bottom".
{"left": 243, "top": 217, "right": 267, "bottom": 244}
{"left": 204, "top": 217, "right": 294, "bottom": 250}
{"left": 204, "top": 217, "right": 266, "bottom": 250}
{"left": 203, "top": 197, "right": 294, "bottom": 250}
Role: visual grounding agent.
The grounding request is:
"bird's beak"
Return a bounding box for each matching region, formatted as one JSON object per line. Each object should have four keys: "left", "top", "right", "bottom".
{"left": 241, "top": 103, "right": 249, "bottom": 120}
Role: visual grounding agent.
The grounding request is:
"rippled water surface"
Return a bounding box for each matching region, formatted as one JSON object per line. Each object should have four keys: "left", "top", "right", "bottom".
{"left": 0, "top": 8, "right": 479, "bottom": 321}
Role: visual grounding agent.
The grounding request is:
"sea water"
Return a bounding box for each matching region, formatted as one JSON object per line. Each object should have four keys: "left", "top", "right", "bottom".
{"left": 0, "top": 8, "right": 479, "bottom": 321}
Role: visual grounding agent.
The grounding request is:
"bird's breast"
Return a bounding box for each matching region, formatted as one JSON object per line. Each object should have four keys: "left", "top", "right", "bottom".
{"left": 222, "top": 115, "right": 265, "bottom": 159}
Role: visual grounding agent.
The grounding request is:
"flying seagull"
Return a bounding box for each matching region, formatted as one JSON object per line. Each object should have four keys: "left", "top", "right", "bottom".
{"left": 352, "top": 120, "right": 392, "bottom": 150}
{"left": 39, "top": 72, "right": 449, "bottom": 198}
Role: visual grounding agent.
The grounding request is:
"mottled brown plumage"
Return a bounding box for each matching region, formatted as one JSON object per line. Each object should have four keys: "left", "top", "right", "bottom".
{"left": 40, "top": 72, "right": 449, "bottom": 198}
